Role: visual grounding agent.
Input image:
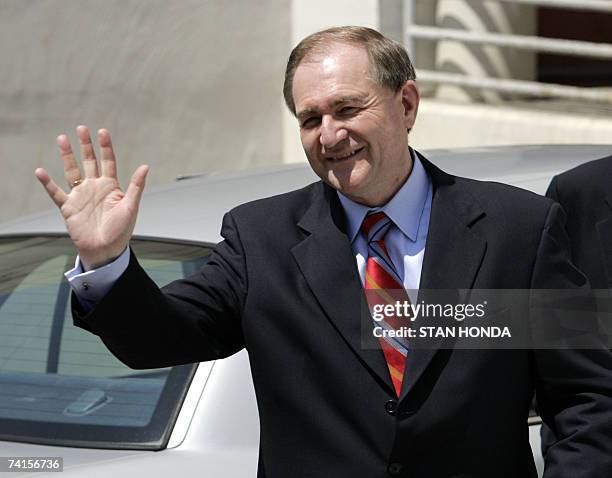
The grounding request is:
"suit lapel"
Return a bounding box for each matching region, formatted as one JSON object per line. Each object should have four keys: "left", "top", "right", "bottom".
{"left": 399, "top": 154, "right": 487, "bottom": 401}
{"left": 291, "top": 183, "right": 395, "bottom": 394}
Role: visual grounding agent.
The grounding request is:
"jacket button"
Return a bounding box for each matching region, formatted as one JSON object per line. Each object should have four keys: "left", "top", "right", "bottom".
{"left": 385, "top": 400, "right": 398, "bottom": 415}
{"left": 388, "top": 462, "right": 403, "bottom": 475}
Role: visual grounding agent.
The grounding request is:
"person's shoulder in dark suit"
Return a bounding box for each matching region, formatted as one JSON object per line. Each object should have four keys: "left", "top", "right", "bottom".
{"left": 546, "top": 155, "right": 612, "bottom": 289}
{"left": 547, "top": 155, "right": 612, "bottom": 225}
{"left": 548, "top": 155, "right": 612, "bottom": 203}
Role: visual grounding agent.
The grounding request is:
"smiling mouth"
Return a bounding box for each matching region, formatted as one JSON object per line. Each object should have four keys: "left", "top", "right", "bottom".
{"left": 329, "top": 147, "right": 365, "bottom": 162}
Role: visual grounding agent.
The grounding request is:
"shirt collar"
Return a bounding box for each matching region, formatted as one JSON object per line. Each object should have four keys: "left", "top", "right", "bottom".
{"left": 337, "top": 149, "right": 431, "bottom": 243}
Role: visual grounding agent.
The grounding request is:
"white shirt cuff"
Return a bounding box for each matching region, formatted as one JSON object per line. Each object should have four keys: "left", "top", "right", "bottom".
{"left": 65, "top": 247, "right": 131, "bottom": 304}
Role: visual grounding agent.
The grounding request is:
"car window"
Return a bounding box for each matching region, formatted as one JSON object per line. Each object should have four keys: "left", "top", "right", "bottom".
{"left": 0, "top": 235, "right": 212, "bottom": 449}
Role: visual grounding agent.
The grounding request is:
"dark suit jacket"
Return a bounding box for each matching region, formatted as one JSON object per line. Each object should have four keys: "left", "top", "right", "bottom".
{"left": 546, "top": 155, "right": 612, "bottom": 289}
{"left": 74, "top": 155, "right": 612, "bottom": 478}
{"left": 541, "top": 155, "right": 612, "bottom": 456}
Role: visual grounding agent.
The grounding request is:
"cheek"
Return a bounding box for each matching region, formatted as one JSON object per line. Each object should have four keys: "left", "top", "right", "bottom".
{"left": 300, "top": 131, "right": 320, "bottom": 155}
{"left": 351, "top": 117, "right": 384, "bottom": 143}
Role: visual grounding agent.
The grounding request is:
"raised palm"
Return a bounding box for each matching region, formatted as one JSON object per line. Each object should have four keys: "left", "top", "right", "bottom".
{"left": 35, "top": 125, "right": 149, "bottom": 270}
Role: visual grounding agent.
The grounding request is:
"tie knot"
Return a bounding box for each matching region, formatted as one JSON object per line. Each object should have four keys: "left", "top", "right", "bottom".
{"left": 360, "top": 211, "right": 392, "bottom": 243}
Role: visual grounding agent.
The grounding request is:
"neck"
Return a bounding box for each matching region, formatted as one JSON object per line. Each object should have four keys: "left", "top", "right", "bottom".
{"left": 353, "top": 159, "right": 414, "bottom": 207}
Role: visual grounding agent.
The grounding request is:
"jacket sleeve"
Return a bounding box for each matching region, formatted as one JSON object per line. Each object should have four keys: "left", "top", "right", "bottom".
{"left": 530, "top": 202, "right": 612, "bottom": 478}
{"left": 72, "top": 211, "right": 248, "bottom": 369}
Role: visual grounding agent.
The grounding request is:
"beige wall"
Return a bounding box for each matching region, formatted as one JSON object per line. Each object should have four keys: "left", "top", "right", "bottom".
{"left": 412, "top": 99, "right": 612, "bottom": 149}
{"left": 2, "top": 0, "right": 290, "bottom": 222}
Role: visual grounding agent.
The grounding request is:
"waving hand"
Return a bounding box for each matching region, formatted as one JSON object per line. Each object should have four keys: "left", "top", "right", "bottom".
{"left": 35, "top": 126, "right": 149, "bottom": 270}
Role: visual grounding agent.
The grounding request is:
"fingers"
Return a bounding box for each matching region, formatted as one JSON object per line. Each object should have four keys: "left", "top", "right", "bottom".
{"left": 57, "top": 134, "right": 82, "bottom": 187}
{"left": 76, "top": 125, "right": 99, "bottom": 178}
{"left": 35, "top": 168, "right": 68, "bottom": 208}
{"left": 58, "top": 126, "right": 117, "bottom": 184}
{"left": 124, "top": 165, "right": 150, "bottom": 209}
{"left": 98, "top": 128, "right": 118, "bottom": 179}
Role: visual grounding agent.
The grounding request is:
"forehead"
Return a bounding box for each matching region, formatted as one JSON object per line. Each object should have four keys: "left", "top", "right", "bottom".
{"left": 292, "top": 43, "right": 377, "bottom": 113}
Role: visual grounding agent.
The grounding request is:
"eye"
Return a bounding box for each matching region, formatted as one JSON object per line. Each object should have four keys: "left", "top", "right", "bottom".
{"left": 338, "top": 106, "right": 360, "bottom": 116}
{"left": 300, "top": 116, "right": 321, "bottom": 129}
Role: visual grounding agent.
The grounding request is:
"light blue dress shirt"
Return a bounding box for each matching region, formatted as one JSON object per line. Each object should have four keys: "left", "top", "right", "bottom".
{"left": 337, "top": 150, "right": 432, "bottom": 299}
{"left": 66, "top": 151, "right": 432, "bottom": 304}
{"left": 65, "top": 242, "right": 131, "bottom": 303}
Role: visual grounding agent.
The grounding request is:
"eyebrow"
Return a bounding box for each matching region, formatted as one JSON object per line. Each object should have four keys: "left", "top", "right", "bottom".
{"left": 296, "top": 95, "right": 367, "bottom": 121}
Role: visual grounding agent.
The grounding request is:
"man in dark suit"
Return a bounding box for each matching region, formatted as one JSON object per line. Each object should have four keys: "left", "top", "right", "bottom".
{"left": 35, "top": 26, "right": 612, "bottom": 478}
{"left": 541, "top": 156, "right": 612, "bottom": 455}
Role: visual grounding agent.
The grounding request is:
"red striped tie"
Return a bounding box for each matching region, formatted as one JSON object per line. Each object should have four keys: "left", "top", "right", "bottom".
{"left": 361, "top": 211, "right": 409, "bottom": 397}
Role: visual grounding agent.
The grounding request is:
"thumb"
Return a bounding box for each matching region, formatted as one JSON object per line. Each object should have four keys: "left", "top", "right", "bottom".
{"left": 124, "top": 164, "right": 150, "bottom": 209}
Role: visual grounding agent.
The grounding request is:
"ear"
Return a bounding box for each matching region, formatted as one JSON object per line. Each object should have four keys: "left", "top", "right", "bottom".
{"left": 400, "top": 80, "right": 419, "bottom": 130}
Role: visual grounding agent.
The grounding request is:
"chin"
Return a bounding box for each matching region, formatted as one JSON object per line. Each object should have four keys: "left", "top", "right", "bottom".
{"left": 329, "top": 161, "right": 370, "bottom": 189}
{"left": 327, "top": 177, "right": 369, "bottom": 202}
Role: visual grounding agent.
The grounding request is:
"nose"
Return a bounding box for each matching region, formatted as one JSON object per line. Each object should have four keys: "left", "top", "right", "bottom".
{"left": 319, "top": 115, "right": 348, "bottom": 150}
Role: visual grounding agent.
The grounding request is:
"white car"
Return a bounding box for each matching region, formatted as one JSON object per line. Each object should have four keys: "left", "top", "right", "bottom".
{"left": 1, "top": 145, "right": 610, "bottom": 477}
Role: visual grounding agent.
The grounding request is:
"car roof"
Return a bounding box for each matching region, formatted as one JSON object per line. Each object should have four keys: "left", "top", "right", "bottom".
{"left": 2, "top": 144, "right": 611, "bottom": 243}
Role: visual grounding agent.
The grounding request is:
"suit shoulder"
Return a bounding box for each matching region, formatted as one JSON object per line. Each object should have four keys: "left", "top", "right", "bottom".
{"left": 455, "top": 175, "right": 553, "bottom": 215}
{"left": 444, "top": 175, "right": 562, "bottom": 241}
{"left": 420, "top": 152, "right": 553, "bottom": 221}
{"left": 553, "top": 155, "right": 612, "bottom": 193}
